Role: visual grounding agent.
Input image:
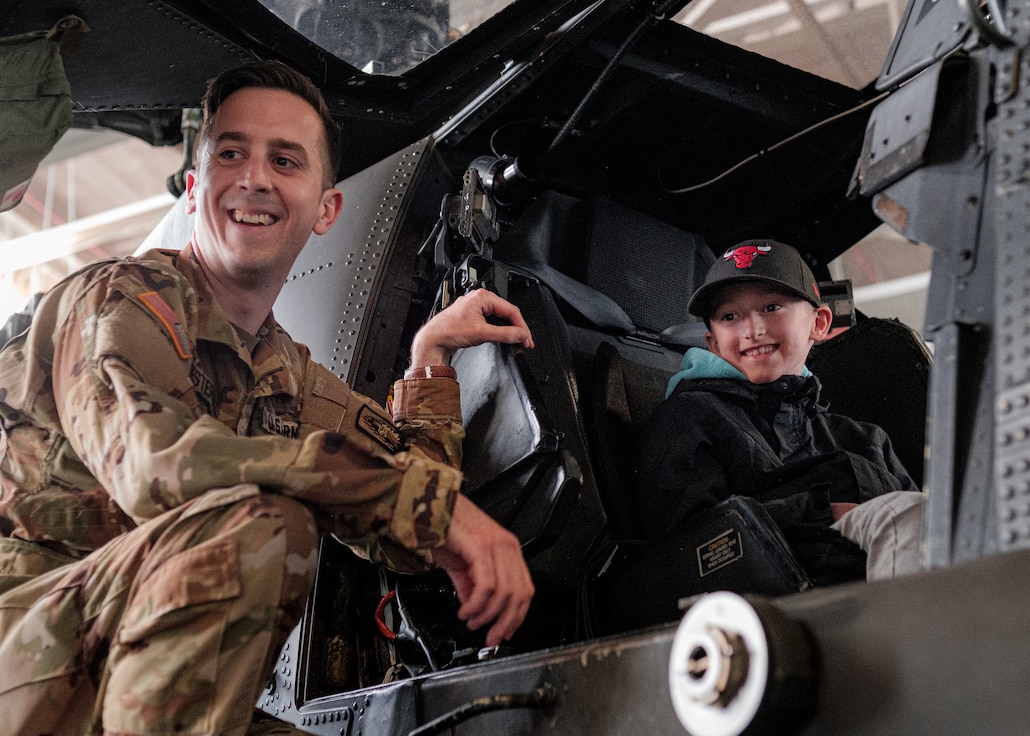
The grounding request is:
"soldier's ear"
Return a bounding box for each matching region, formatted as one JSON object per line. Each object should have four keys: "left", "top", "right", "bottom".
{"left": 313, "top": 187, "right": 343, "bottom": 235}
{"left": 185, "top": 169, "right": 199, "bottom": 214}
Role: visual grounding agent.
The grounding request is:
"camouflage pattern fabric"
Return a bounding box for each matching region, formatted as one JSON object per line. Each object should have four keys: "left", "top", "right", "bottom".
{"left": 0, "top": 245, "right": 466, "bottom": 734}
{"left": 0, "top": 487, "right": 318, "bottom": 735}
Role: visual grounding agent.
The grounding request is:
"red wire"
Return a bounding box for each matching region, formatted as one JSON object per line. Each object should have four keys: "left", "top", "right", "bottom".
{"left": 375, "top": 590, "right": 398, "bottom": 640}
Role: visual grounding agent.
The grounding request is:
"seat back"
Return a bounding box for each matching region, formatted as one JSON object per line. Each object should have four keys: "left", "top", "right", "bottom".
{"left": 585, "top": 341, "right": 677, "bottom": 539}
{"left": 571, "top": 197, "right": 713, "bottom": 335}
{"left": 808, "top": 317, "right": 932, "bottom": 488}
{"left": 453, "top": 267, "right": 609, "bottom": 587}
{"left": 491, "top": 191, "right": 715, "bottom": 338}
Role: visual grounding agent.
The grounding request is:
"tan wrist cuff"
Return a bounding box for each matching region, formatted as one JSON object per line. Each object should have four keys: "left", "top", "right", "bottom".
{"left": 404, "top": 365, "right": 457, "bottom": 380}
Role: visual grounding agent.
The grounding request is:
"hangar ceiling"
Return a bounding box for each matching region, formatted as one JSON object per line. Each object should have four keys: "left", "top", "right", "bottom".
{"left": 0, "top": 0, "right": 917, "bottom": 319}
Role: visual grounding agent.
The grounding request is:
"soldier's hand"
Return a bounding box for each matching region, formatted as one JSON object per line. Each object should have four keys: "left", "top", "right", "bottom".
{"left": 409, "top": 289, "right": 534, "bottom": 368}
{"left": 431, "top": 493, "right": 534, "bottom": 646}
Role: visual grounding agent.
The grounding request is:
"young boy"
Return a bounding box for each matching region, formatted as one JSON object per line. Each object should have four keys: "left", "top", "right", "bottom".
{"left": 634, "top": 240, "right": 926, "bottom": 583}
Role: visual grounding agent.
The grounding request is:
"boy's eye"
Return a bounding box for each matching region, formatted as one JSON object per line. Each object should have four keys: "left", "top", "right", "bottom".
{"left": 717, "top": 312, "right": 736, "bottom": 322}
{"left": 763, "top": 303, "right": 781, "bottom": 313}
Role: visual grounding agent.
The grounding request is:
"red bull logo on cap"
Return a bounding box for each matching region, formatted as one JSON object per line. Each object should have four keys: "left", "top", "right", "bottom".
{"left": 723, "top": 244, "right": 771, "bottom": 269}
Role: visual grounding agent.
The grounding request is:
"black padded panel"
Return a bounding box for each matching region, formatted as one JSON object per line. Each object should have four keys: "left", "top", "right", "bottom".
{"left": 579, "top": 197, "right": 714, "bottom": 335}
{"left": 451, "top": 270, "right": 607, "bottom": 587}
{"left": 808, "top": 317, "right": 931, "bottom": 489}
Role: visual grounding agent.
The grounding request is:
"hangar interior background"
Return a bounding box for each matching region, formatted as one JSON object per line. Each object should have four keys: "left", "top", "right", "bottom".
{"left": 0, "top": 0, "right": 932, "bottom": 330}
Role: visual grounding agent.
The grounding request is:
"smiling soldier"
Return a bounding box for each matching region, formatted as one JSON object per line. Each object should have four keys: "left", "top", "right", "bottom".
{"left": 0, "top": 60, "right": 535, "bottom": 736}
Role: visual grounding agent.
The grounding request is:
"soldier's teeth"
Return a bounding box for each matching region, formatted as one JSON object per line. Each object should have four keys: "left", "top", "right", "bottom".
{"left": 231, "top": 210, "right": 275, "bottom": 225}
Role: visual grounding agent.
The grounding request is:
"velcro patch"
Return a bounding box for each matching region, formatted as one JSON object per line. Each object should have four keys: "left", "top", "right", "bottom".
{"left": 138, "top": 291, "right": 191, "bottom": 359}
{"left": 300, "top": 363, "right": 349, "bottom": 432}
{"left": 261, "top": 405, "right": 299, "bottom": 439}
{"left": 356, "top": 404, "right": 404, "bottom": 454}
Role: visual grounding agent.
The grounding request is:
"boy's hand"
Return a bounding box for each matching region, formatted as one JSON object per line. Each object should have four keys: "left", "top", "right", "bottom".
{"left": 831, "top": 502, "right": 859, "bottom": 522}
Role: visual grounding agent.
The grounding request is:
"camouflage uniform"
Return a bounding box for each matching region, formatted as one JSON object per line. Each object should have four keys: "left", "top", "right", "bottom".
{"left": 0, "top": 245, "right": 465, "bottom": 735}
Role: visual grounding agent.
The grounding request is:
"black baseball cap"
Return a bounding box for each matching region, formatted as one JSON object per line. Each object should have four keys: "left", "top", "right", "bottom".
{"left": 688, "top": 240, "right": 822, "bottom": 319}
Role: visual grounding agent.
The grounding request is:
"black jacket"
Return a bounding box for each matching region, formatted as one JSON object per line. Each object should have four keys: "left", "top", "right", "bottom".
{"left": 634, "top": 368, "right": 916, "bottom": 583}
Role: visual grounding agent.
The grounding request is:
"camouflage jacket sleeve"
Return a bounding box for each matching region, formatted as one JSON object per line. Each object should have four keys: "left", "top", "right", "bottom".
{"left": 301, "top": 360, "right": 467, "bottom": 570}
{"left": 390, "top": 373, "right": 464, "bottom": 470}
{"left": 296, "top": 359, "right": 466, "bottom": 562}
{"left": 49, "top": 260, "right": 463, "bottom": 555}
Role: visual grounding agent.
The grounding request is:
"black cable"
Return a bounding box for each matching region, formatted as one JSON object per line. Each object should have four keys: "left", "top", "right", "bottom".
{"left": 659, "top": 89, "right": 893, "bottom": 194}
{"left": 544, "top": 0, "right": 682, "bottom": 160}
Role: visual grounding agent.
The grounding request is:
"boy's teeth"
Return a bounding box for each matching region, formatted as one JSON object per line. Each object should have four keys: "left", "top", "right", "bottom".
{"left": 232, "top": 209, "right": 275, "bottom": 225}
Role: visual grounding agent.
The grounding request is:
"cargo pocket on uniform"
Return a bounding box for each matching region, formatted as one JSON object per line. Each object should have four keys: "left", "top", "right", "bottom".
{"left": 117, "top": 535, "right": 241, "bottom": 644}
{"left": 104, "top": 535, "right": 244, "bottom": 735}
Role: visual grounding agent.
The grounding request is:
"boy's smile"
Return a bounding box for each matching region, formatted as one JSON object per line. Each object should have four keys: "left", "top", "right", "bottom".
{"left": 705, "top": 282, "right": 832, "bottom": 384}
{"left": 742, "top": 344, "right": 777, "bottom": 358}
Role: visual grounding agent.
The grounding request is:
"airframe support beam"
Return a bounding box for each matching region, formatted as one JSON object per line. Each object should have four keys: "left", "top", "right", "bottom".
{"left": 924, "top": 321, "right": 994, "bottom": 566}
{"left": 991, "top": 27, "right": 1030, "bottom": 555}
{"left": 854, "top": 48, "right": 1001, "bottom": 567}
{"left": 861, "top": 0, "right": 1030, "bottom": 565}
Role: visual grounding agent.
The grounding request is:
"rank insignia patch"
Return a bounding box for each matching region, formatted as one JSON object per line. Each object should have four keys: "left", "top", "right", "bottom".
{"left": 356, "top": 404, "right": 404, "bottom": 454}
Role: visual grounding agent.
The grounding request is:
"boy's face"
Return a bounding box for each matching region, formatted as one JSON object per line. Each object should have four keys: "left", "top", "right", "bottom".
{"left": 705, "top": 282, "right": 832, "bottom": 384}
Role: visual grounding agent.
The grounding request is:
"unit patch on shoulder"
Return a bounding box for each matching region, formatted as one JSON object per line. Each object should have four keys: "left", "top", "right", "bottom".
{"left": 356, "top": 404, "right": 405, "bottom": 454}
{"left": 138, "top": 291, "right": 191, "bottom": 359}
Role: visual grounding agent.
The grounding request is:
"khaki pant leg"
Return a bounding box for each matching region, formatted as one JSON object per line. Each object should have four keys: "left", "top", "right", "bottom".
{"left": 0, "top": 526, "right": 161, "bottom": 736}
{"left": 0, "top": 487, "right": 319, "bottom": 736}
{"left": 831, "top": 490, "right": 927, "bottom": 581}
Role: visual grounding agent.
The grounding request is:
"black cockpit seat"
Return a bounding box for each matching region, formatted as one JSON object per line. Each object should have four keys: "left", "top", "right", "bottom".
{"left": 808, "top": 317, "right": 931, "bottom": 489}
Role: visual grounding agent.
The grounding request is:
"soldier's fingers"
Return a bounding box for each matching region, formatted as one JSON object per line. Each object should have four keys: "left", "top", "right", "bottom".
{"left": 484, "top": 593, "right": 533, "bottom": 647}
{"left": 462, "top": 546, "right": 533, "bottom": 639}
{"left": 479, "top": 562, "right": 534, "bottom": 645}
{"left": 454, "top": 555, "right": 498, "bottom": 625}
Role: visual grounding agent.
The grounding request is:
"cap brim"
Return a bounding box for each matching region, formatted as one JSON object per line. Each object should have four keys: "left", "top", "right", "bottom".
{"left": 688, "top": 275, "right": 819, "bottom": 319}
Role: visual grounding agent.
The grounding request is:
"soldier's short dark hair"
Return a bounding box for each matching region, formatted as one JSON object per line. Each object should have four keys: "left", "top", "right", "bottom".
{"left": 199, "top": 60, "right": 342, "bottom": 187}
